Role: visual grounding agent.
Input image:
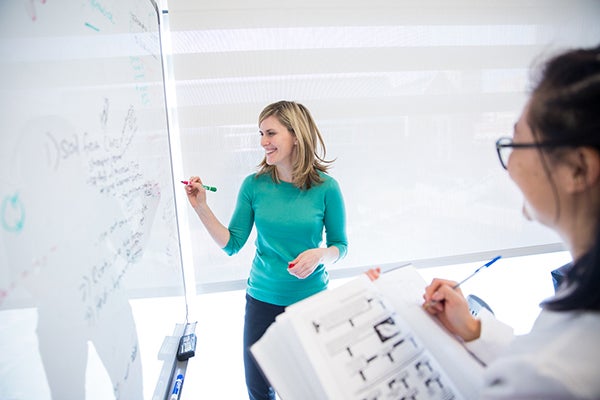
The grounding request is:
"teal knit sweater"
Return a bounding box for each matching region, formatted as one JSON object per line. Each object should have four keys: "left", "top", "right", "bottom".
{"left": 223, "top": 172, "right": 348, "bottom": 306}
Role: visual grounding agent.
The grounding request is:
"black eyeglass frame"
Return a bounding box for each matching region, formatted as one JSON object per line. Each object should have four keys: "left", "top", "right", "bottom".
{"left": 495, "top": 137, "right": 570, "bottom": 170}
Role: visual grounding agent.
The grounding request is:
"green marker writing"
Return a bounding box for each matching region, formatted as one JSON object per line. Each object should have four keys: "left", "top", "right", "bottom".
{"left": 181, "top": 180, "right": 217, "bottom": 192}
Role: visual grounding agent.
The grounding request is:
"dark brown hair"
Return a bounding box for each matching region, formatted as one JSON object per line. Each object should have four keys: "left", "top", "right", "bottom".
{"left": 528, "top": 45, "right": 600, "bottom": 311}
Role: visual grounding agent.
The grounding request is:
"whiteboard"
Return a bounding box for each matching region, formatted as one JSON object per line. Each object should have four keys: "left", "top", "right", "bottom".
{"left": 0, "top": 0, "right": 183, "bottom": 398}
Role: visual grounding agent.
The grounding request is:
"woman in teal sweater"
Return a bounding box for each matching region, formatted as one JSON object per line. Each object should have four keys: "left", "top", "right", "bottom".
{"left": 185, "top": 100, "right": 348, "bottom": 400}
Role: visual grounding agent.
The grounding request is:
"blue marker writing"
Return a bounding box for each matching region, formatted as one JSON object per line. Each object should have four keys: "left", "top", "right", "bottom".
{"left": 424, "top": 255, "right": 502, "bottom": 310}
{"left": 170, "top": 374, "right": 184, "bottom": 400}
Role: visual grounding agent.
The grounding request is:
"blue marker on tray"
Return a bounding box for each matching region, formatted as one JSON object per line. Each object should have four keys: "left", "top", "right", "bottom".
{"left": 170, "top": 374, "right": 184, "bottom": 400}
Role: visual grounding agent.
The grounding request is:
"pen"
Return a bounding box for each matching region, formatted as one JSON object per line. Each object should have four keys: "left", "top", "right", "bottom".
{"left": 170, "top": 373, "right": 184, "bottom": 400}
{"left": 181, "top": 180, "right": 217, "bottom": 192}
{"left": 424, "top": 255, "right": 502, "bottom": 310}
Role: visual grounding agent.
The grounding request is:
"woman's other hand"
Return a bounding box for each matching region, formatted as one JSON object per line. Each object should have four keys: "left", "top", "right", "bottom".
{"left": 423, "top": 278, "right": 481, "bottom": 341}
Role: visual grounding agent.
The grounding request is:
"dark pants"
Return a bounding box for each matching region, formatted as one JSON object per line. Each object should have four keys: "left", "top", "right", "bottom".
{"left": 243, "top": 294, "right": 286, "bottom": 400}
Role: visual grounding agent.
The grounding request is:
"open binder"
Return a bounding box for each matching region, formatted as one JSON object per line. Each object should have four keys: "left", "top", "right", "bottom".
{"left": 251, "top": 265, "right": 484, "bottom": 400}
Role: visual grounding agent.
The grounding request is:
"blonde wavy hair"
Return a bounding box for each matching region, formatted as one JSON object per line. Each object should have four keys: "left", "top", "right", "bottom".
{"left": 257, "top": 100, "right": 334, "bottom": 189}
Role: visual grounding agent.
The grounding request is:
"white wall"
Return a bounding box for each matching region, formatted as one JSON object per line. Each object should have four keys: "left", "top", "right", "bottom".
{"left": 165, "top": 0, "right": 599, "bottom": 291}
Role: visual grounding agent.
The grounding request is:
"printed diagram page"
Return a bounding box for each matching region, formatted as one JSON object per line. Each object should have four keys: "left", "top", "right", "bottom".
{"left": 280, "top": 272, "right": 467, "bottom": 400}
{"left": 374, "top": 266, "right": 485, "bottom": 399}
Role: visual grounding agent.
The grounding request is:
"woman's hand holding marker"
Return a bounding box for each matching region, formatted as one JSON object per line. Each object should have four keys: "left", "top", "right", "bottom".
{"left": 181, "top": 180, "right": 217, "bottom": 192}
{"left": 182, "top": 177, "right": 214, "bottom": 210}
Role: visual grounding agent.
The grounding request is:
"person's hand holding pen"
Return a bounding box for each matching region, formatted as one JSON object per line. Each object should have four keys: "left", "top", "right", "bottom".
{"left": 366, "top": 257, "right": 500, "bottom": 341}
{"left": 366, "top": 267, "right": 482, "bottom": 341}
{"left": 183, "top": 177, "right": 217, "bottom": 208}
{"left": 183, "top": 176, "right": 209, "bottom": 209}
{"left": 423, "top": 278, "right": 481, "bottom": 341}
{"left": 421, "top": 255, "right": 501, "bottom": 341}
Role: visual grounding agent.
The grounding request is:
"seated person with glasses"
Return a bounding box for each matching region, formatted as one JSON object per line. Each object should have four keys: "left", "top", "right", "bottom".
{"left": 426, "top": 45, "right": 600, "bottom": 399}
{"left": 369, "top": 45, "right": 600, "bottom": 399}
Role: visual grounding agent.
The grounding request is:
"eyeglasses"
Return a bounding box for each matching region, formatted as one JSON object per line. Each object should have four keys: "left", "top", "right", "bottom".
{"left": 495, "top": 137, "right": 569, "bottom": 170}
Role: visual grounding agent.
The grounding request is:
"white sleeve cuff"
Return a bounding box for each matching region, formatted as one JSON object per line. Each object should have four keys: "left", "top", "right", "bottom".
{"left": 464, "top": 309, "right": 514, "bottom": 366}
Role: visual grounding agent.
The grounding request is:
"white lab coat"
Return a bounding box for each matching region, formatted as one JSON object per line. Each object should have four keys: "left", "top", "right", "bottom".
{"left": 465, "top": 308, "right": 600, "bottom": 399}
